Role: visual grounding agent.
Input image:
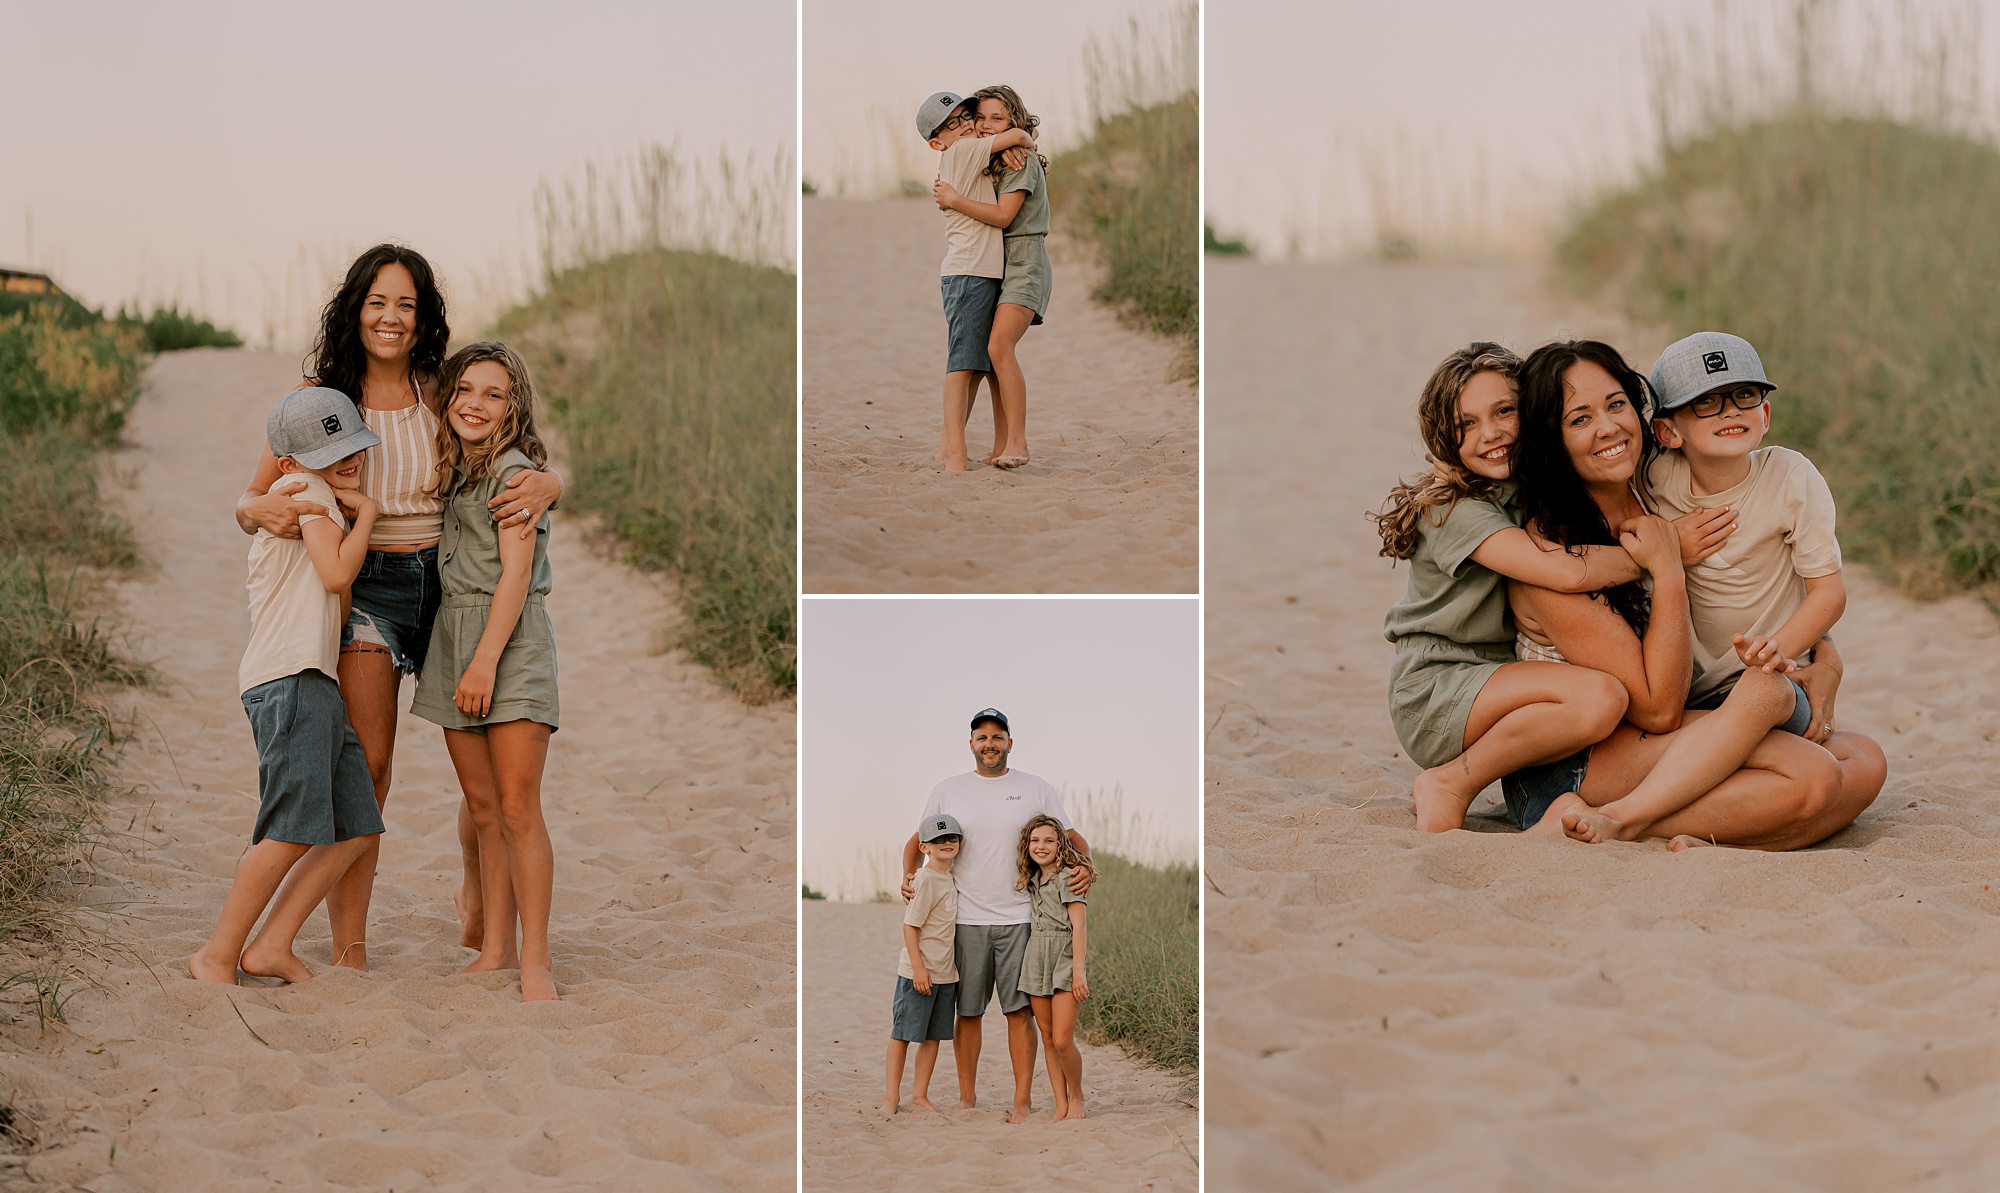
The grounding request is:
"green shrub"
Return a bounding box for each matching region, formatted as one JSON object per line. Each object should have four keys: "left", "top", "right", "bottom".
{"left": 114, "top": 305, "right": 243, "bottom": 352}
{"left": 0, "top": 308, "right": 144, "bottom": 440}
{"left": 1078, "top": 853, "right": 1197, "bottom": 1071}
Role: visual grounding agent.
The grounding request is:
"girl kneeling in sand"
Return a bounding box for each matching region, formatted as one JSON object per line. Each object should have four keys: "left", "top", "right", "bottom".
{"left": 933, "top": 85, "right": 1051, "bottom": 469}
{"left": 1375, "top": 342, "right": 1647, "bottom": 833}
{"left": 1501, "top": 339, "right": 1886, "bottom": 848}
{"left": 1016, "top": 815, "right": 1088, "bottom": 1121}
{"left": 409, "top": 342, "right": 563, "bottom": 1000}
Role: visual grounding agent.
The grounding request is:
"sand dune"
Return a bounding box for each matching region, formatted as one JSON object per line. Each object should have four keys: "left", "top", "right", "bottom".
{"left": 0, "top": 350, "right": 796, "bottom": 1191}
{"left": 802, "top": 198, "right": 1197, "bottom": 594}
{"left": 1204, "top": 258, "right": 2000, "bottom": 1189}
{"left": 802, "top": 901, "right": 1196, "bottom": 1190}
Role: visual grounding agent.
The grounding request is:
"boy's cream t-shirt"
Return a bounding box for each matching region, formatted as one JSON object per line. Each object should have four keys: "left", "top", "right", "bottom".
{"left": 239, "top": 473, "right": 348, "bottom": 694}
{"left": 899, "top": 865, "right": 959, "bottom": 983}
{"left": 1646, "top": 445, "right": 1842, "bottom": 699}
{"left": 936, "top": 136, "right": 1004, "bottom": 279}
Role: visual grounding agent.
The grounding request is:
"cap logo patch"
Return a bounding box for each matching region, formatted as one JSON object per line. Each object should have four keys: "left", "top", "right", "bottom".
{"left": 1702, "top": 351, "right": 1728, "bottom": 375}
{"left": 322, "top": 415, "right": 343, "bottom": 435}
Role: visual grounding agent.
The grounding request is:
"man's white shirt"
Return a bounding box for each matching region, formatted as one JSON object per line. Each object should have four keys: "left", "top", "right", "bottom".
{"left": 919, "top": 769, "right": 1071, "bottom": 925}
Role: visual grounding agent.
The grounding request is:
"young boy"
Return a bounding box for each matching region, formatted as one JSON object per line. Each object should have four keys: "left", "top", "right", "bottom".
{"left": 883, "top": 813, "right": 962, "bottom": 1115}
{"left": 1646, "top": 330, "right": 1846, "bottom": 739}
{"left": 190, "top": 387, "right": 387, "bottom": 985}
{"left": 913, "top": 90, "right": 1035, "bottom": 471}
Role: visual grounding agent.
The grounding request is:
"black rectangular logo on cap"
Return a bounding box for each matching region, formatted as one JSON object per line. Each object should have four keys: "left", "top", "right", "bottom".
{"left": 1702, "top": 351, "right": 1728, "bottom": 374}
{"left": 322, "top": 415, "right": 342, "bottom": 435}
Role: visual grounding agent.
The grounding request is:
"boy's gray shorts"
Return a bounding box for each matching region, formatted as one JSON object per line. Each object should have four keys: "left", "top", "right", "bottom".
{"left": 1690, "top": 674, "right": 1814, "bottom": 737}
{"left": 941, "top": 274, "right": 1001, "bottom": 374}
{"left": 241, "top": 670, "right": 384, "bottom": 845}
{"left": 954, "top": 923, "right": 1031, "bottom": 1017}
{"left": 890, "top": 975, "right": 959, "bottom": 1042}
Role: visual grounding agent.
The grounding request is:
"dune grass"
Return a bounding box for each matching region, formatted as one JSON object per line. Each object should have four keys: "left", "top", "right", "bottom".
{"left": 497, "top": 147, "right": 796, "bottom": 701}
{"left": 0, "top": 307, "right": 148, "bottom": 956}
{"left": 1558, "top": 7, "right": 2000, "bottom": 596}
{"left": 1078, "top": 852, "right": 1197, "bottom": 1073}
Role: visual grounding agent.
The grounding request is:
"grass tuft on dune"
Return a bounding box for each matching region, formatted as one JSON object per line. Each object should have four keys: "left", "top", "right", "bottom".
{"left": 1080, "top": 853, "right": 1197, "bottom": 1073}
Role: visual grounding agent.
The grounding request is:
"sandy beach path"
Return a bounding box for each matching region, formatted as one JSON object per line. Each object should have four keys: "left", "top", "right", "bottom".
{"left": 0, "top": 349, "right": 796, "bottom": 1191}
{"left": 802, "top": 198, "right": 1197, "bottom": 593}
{"left": 1205, "top": 258, "right": 2000, "bottom": 1189}
{"left": 802, "top": 901, "right": 1196, "bottom": 1190}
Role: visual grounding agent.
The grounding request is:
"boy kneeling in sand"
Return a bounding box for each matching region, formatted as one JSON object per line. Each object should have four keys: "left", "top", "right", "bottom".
{"left": 1564, "top": 332, "right": 1849, "bottom": 843}
{"left": 914, "top": 90, "right": 1036, "bottom": 471}
{"left": 884, "top": 814, "right": 962, "bottom": 1114}
{"left": 191, "top": 388, "right": 386, "bottom": 984}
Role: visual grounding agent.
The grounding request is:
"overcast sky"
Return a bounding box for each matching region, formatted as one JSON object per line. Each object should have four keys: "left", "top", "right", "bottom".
{"left": 1207, "top": 0, "right": 2000, "bottom": 259}
{"left": 804, "top": 0, "right": 1191, "bottom": 196}
{"left": 800, "top": 599, "right": 1199, "bottom": 900}
{"left": 2, "top": 0, "right": 794, "bottom": 347}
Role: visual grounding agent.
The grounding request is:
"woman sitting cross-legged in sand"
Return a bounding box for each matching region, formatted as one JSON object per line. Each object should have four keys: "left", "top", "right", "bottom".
{"left": 1500, "top": 339, "right": 1887, "bottom": 849}
{"left": 934, "top": 84, "right": 1051, "bottom": 469}
{"left": 233, "top": 244, "right": 562, "bottom": 973}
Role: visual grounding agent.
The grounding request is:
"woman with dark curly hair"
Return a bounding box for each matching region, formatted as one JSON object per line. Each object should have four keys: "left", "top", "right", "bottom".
{"left": 1502, "top": 339, "right": 1885, "bottom": 849}
{"left": 233, "top": 244, "right": 564, "bottom": 972}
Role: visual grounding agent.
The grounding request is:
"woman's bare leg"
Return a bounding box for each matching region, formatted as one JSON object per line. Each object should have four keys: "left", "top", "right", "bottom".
{"left": 1564, "top": 667, "right": 1798, "bottom": 843}
{"left": 987, "top": 304, "right": 1035, "bottom": 465}
{"left": 445, "top": 728, "right": 518, "bottom": 971}
{"left": 488, "top": 720, "right": 556, "bottom": 1001}
{"left": 1412, "top": 662, "right": 1628, "bottom": 832}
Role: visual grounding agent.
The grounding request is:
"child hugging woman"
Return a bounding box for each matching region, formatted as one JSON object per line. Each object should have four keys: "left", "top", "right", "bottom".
{"left": 408, "top": 342, "right": 563, "bottom": 1001}
{"left": 1015, "top": 814, "right": 1089, "bottom": 1121}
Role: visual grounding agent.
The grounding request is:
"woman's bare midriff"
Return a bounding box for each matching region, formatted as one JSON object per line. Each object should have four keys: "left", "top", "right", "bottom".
{"left": 369, "top": 540, "right": 438, "bottom": 554}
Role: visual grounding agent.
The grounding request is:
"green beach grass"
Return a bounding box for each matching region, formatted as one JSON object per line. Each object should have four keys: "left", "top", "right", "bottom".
{"left": 498, "top": 148, "right": 796, "bottom": 702}
{"left": 0, "top": 305, "right": 150, "bottom": 958}
{"left": 1558, "top": 9, "right": 2000, "bottom": 597}
{"left": 1078, "top": 853, "right": 1198, "bottom": 1073}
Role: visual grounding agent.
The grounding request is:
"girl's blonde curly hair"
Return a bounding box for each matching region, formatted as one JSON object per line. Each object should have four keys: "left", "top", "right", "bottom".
{"left": 427, "top": 340, "right": 549, "bottom": 497}
{"left": 972, "top": 85, "right": 1050, "bottom": 180}
{"left": 1368, "top": 342, "right": 1522, "bottom": 560}
{"left": 1015, "top": 814, "right": 1086, "bottom": 891}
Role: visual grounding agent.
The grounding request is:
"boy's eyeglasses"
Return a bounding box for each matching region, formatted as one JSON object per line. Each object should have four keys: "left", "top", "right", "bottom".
{"left": 943, "top": 114, "right": 973, "bottom": 131}
{"left": 930, "top": 835, "right": 961, "bottom": 844}
{"left": 1686, "top": 385, "right": 1768, "bottom": 418}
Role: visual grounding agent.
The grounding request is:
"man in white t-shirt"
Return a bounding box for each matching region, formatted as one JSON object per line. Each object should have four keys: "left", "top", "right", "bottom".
{"left": 899, "top": 708, "right": 1094, "bottom": 1123}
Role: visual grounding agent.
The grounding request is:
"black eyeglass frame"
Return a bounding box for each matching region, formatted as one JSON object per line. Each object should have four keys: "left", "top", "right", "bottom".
{"left": 1684, "top": 384, "right": 1770, "bottom": 418}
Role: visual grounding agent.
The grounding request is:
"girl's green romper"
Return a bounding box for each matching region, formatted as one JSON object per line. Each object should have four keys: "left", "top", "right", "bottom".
{"left": 410, "top": 449, "right": 560, "bottom": 733}
{"left": 1017, "top": 866, "right": 1083, "bottom": 997}
{"left": 996, "top": 153, "right": 1051, "bottom": 324}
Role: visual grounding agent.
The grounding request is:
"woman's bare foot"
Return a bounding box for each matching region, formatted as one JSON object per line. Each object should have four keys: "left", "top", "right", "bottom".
{"left": 1668, "top": 834, "right": 1725, "bottom": 852}
{"left": 460, "top": 951, "right": 518, "bottom": 974}
{"left": 237, "top": 941, "right": 314, "bottom": 984}
{"left": 1525, "top": 792, "right": 1590, "bottom": 839}
{"left": 520, "top": 963, "right": 558, "bottom": 1002}
{"left": 454, "top": 885, "right": 483, "bottom": 949}
{"left": 1411, "top": 765, "right": 1479, "bottom": 832}
{"left": 1562, "top": 808, "right": 1624, "bottom": 844}
{"left": 187, "top": 952, "right": 240, "bottom": 985}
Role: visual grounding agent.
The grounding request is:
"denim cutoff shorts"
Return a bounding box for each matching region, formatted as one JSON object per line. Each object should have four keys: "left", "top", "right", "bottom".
{"left": 342, "top": 546, "right": 440, "bottom": 675}
{"left": 1691, "top": 674, "right": 1814, "bottom": 737}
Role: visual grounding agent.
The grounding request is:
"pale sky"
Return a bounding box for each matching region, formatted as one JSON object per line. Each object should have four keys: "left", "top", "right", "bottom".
{"left": 803, "top": 0, "right": 1193, "bottom": 196}
{"left": 2, "top": 0, "right": 795, "bottom": 348}
{"left": 800, "top": 599, "right": 1199, "bottom": 900}
{"left": 1207, "top": 0, "right": 2000, "bottom": 259}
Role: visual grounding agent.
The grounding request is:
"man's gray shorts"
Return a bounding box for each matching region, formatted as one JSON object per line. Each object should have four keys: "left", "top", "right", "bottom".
{"left": 941, "top": 274, "right": 1001, "bottom": 374}
{"left": 954, "top": 923, "right": 1031, "bottom": 1017}
{"left": 1690, "top": 673, "right": 1814, "bottom": 737}
{"left": 241, "top": 670, "right": 384, "bottom": 845}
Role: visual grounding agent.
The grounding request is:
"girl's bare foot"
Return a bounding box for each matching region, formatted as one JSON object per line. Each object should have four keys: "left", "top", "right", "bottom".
{"left": 1007, "top": 1103, "right": 1033, "bottom": 1124}
{"left": 237, "top": 942, "right": 314, "bottom": 984}
{"left": 454, "top": 885, "right": 483, "bottom": 949}
{"left": 520, "top": 964, "right": 558, "bottom": 1002}
{"left": 1562, "top": 809, "right": 1624, "bottom": 844}
{"left": 1410, "top": 766, "right": 1479, "bottom": 832}
{"left": 187, "top": 952, "right": 240, "bottom": 985}
{"left": 460, "top": 951, "right": 518, "bottom": 974}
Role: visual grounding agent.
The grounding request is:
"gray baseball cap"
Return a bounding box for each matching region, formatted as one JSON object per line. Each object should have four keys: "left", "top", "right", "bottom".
{"left": 915, "top": 90, "right": 967, "bottom": 141}
{"left": 920, "top": 813, "right": 964, "bottom": 842}
{"left": 1649, "top": 331, "right": 1775, "bottom": 413}
{"left": 970, "top": 707, "right": 1009, "bottom": 733}
{"left": 267, "top": 386, "right": 381, "bottom": 470}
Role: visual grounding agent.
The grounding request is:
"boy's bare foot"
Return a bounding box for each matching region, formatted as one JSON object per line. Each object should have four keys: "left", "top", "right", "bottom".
{"left": 1668, "top": 834, "right": 1724, "bottom": 852}
{"left": 187, "top": 952, "right": 240, "bottom": 985}
{"left": 520, "top": 964, "right": 558, "bottom": 1002}
{"left": 454, "top": 886, "right": 483, "bottom": 949}
{"left": 238, "top": 941, "right": 314, "bottom": 984}
{"left": 1562, "top": 809, "right": 1625, "bottom": 844}
{"left": 1410, "top": 766, "right": 1478, "bottom": 832}
{"left": 460, "top": 952, "right": 519, "bottom": 974}
{"left": 1525, "top": 793, "right": 1589, "bottom": 838}
{"left": 1007, "top": 1103, "right": 1033, "bottom": 1124}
